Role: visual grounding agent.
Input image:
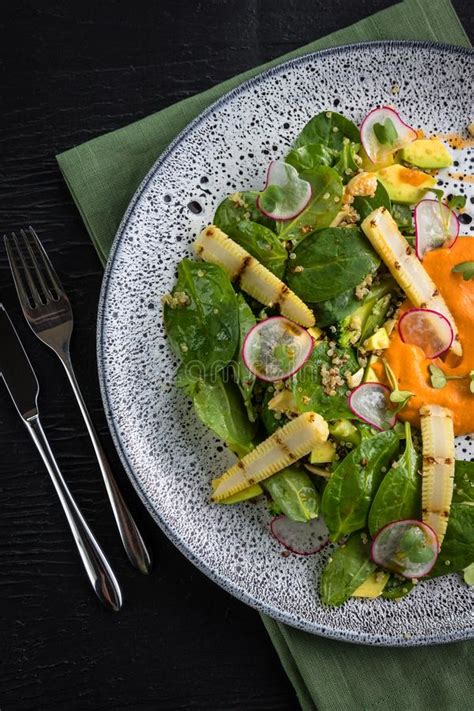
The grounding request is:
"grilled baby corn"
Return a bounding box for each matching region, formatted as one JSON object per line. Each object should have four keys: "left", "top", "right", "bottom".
{"left": 361, "top": 207, "right": 462, "bottom": 357}
{"left": 194, "top": 226, "right": 315, "bottom": 327}
{"left": 211, "top": 412, "right": 328, "bottom": 501}
{"left": 420, "top": 404, "right": 455, "bottom": 545}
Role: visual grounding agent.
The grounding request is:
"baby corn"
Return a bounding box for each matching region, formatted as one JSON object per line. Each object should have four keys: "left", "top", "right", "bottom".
{"left": 194, "top": 225, "right": 315, "bottom": 327}
{"left": 420, "top": 404, "right": 455, "bottom": 545}
{"left": 361, "top": 207, "right": 462, "bottom": 357}
{"left": 211, "top": 412, "right": 328, "bottom": 501}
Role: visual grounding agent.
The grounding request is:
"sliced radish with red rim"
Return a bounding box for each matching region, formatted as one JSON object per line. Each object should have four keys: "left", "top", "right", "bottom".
{"left": 348, "top": 382, "right": 396, "bottom": 431}
{"left": 360, "top": 107, "right": 417, "bottom": 164}
{"left": 242, "top": 316, "right": 313, "bottom": 382}
{"left": 257, "top": 160, "right": 312, "bottom": 220}
{"left": 415, "top": 199, "right": 459, "bottom": 259}
{"left": 371, "top": 519, "right": 439, "bottom": 578}
{"left": 270, "top": 515, "right": 330, "bottom": 555}
{"left": 398, "top": 308, "right": 453, "bottom": 359}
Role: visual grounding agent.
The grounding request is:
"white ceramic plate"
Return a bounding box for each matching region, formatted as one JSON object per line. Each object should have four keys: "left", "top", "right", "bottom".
{"left": 98, "top": 41, "right": 474, "bottom": 645}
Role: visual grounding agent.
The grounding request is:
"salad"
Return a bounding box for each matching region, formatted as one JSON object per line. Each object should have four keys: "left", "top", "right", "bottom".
{"left": 163, "top": 107, "right": 474, "bottom": 606}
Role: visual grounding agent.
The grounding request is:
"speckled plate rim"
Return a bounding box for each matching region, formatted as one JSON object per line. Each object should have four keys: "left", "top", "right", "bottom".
{"left": 97, "top": 40, "right": 474, "bottom": 646}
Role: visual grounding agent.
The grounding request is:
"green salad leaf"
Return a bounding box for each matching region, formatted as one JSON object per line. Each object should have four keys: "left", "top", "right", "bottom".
{"left": 163, "top": 260, "right": 239, "bottom": 376}
{"left": 430, "top": 502, "right": 474, "bottom": 577}
{"left": 333, "top": 141, "right": 360, "bottom": 183}
{"left": 320, "top": 533, "right": 376, "bottom": 606}
{"left": 452, "top": 460, "right": 474, "bottom": 504}
{"left": 225, "top": 220, "right": 287, "bottom": 278}
{"left": 293, "top": 111, "right": 360, "bottom": 151}
{"left": 214, "top": 190, "right": 275, "bottom": 233}
{"left": 286, "top": 226, "right": 380, "bottom": 303}
{"left": 262, "top": 466, "right": 320, "bottom": 522}
{"left": 285, "top": 143, "right": 336, "bottom": 173}
{"left": 321, "top": 430, "right": 400, "bottom": 542}
{"left": 232, "top": 294, "right": 257, "bottom": 422}
{"left": 311, "top": 288, "right": 361, "bottom": 328}
{"left": 291, "top": 340, "right": 358, "bottom": 421}
{"left": 277, "top": 166, "right": 343, "bottom": 246}
{"left": 352, "top": 180, "right": 391, "bottom": 222}
{"left": 390, "top": 202, "right": 414, "bottom": 233}
{"left": 381, "top": 576, "right": 414, "bottom": 600}
{"left": 192, "top": 375, "right": 256, "bottom": 457}
{"left": 368, "top": 422, "right": 421, "bottom": 537}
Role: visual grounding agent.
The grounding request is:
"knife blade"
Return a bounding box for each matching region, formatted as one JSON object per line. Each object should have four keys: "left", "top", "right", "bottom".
{"left": 0, "top": 303, "right": 39, "bottom": 421}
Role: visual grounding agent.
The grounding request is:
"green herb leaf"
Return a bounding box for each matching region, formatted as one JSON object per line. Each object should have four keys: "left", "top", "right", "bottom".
{"left": 429, "top": 364, "right": 447, "bottom": 389}
{"left": 452, "top": 261, "right": 474, "bottom": 281}
{"left": 429, "top": 187, "right": 444, "bottom": 202}
{"left": 389, "top": 390, "right": 413, "bottom": 404}
{"left": 447, "top": 194, "right": 467, "bottom": 211}
{"left": 373, "top": 118, "right": 398, "bottom": 146}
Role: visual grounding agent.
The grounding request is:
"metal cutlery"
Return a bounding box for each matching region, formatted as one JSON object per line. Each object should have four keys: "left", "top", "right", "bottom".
{"left": 0, "top": 303, "right": 122, "bottom": 611}
{"left": 5, "top": 227, "right": 152, "bottom": 574}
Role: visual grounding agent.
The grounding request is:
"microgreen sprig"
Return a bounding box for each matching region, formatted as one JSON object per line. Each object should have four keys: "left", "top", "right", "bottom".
{"left": 428, "top": 364, "right": 474, "bottom": 393}
{"left": 383, "top": 359, "right": 414, "bottom": 415}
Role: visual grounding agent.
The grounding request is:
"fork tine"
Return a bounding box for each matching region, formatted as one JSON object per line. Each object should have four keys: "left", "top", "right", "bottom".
{"left": 8, "top": 232, "right": 43, "bottom": 307}
{"left": 4, "top": 235, "right": 33, "bottom": 310}
{"left": 20, "top": 228, "right": 53, "bottom": 303}
{"left": 27, "top": 226, "right": 64, "bottom": 297}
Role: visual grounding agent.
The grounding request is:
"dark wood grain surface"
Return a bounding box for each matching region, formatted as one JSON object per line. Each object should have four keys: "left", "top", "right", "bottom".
{"left": 0, "top": 2, "right": 472, "bottom": 709}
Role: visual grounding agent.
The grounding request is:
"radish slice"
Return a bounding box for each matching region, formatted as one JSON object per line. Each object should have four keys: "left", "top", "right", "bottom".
{"left": 371, "top": 519, "right": 439, "bottom": 579}
{"left": 257, "top": 160, "right": 312, "bottom": 220}
{"left": 348, "top": 382, "right": 396, "bottom": 431}
{"left": 270, "top": 515, "right": 329, "bottom": 555}
{"left": 242, "top": 316, "right": 313, "bottom": 382}
{"left": 415, "top": 199, "right": 459, "bottom": 259}
{"left": 398, "top": 308, "right": 453, "bottom": 359}
{"left": 360, "top": 107, "right": 417, "bottom": 164}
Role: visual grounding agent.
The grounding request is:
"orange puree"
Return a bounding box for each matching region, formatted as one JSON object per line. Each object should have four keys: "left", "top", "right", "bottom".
{"left": 377, "top": 238, "right": 474, "bottom": 435}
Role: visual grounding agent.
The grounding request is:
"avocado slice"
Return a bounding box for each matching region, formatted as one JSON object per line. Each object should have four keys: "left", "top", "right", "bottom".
{"left": 310, "top": 440, "right": 337, "bottom": 464}
{"left": 377, "top": 164, "right": 436, "bottom": 204}
{"left": 399, "top": 139, "right": 452, "bottom": 169}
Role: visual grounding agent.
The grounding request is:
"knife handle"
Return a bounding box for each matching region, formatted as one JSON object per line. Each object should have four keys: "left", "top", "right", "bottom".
{"left": 25, "top": 414, "right": 123, "bottom": 611}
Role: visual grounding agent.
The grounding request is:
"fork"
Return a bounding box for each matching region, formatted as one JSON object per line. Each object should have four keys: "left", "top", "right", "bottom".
{"left": 5, "top": 227, "right": 152, "bottom": 574}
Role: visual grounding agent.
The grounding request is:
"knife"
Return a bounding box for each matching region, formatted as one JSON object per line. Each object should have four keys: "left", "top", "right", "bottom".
{"left": 0, "top": 304, "right": 122, "bottom": 611}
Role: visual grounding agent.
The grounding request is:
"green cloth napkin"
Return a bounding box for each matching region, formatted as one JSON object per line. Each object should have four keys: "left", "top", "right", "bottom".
{"left": 57, "top": 1, "right": 473, "bottom": 708}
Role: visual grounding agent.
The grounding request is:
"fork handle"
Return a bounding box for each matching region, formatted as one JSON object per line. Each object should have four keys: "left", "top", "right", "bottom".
{"left": 25, "top": 415, "right": 122, "bottom": 611}
{"left": 60, "top": 356, "right": 152, "bottom": 575}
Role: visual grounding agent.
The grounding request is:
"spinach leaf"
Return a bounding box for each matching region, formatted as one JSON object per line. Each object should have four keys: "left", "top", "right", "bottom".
{"left": 391, "top": 202, "right": 414, "bottom": 234}
{"left": 262, "top": 466, "right": 320, "bottom": 522}
{"left": 277, "top": 167, "right": 343, "bottom": 247}
{"left": 261, "top": 387, "right": 288, "bottom": 435}
{"left": 320, "top": 533, "right": 376, "bottom": 606}
{"left": 291, "top": 341, "right": 358, "bottom": 421}
{"left": 453, "top": 460, "right": 474, "bottom": 503}
{"left": 232, "top": 294, "right": 257, "bottom": 422}
{"left": 368, "top": 423, "right": 421, "bottom": 536}
{"left": 352, "top": 180, "right": 391, "bottom": 221}
{"left": 286, "top": 226, "right": 380, "bottom": 303}
{"left": 429, "top": 460, "right": 474, "bottom": 576}
{"left": 311, "top": 288, "right": 361, "bottom": 328}
{"left": 163, "top": 260, "right": 239, "bottom": 376}
{"left": 293, "top": 111, "right": 360, "bottom": 151}
{"left": 321, "top": 430, "right": 400, "bottom": 542}
{"left": 430, "top": 502, "right": 474, "bottom": 577}
{"left": 214, "top": 190, "right": 275, "bottom": 233}
{"left": 382, "top": 576, "right": 414, "bottom": 600}
{"left": 226, "top": 220, "right": 287, "bottom": 278}
{"left": 333, "top": 142, "right": 360, "bottom": 183}
{"left": 285, "top": 143, "right": 336, "bottom": 173}
{"left": 192, "top": 374, "right": 256, "bottom": 457}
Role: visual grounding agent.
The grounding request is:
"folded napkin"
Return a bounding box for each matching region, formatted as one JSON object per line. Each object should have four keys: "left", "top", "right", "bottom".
{"left": 57, "top": 1, "right": 472, "bottom": 709}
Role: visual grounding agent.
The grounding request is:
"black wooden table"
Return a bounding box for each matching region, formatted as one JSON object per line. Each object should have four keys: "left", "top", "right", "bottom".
{"left": 1, "top": 2, "right": 472, "bottom": 709}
